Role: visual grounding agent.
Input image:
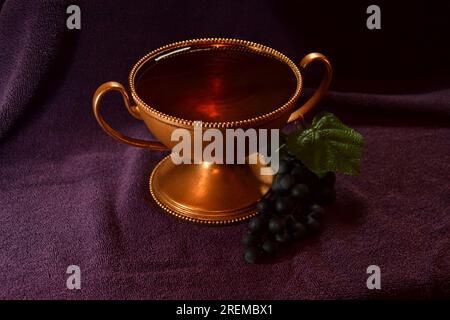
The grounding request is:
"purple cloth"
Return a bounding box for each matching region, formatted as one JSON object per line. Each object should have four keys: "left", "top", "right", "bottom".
{"left": 0, "top": 0, "right": 449, "bottom": 299}
{"left": 0, "top": 0, "right": 66, "bottom": 139}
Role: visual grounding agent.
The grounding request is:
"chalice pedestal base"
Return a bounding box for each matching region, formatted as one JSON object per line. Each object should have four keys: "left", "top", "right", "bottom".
{"left": 149, "top": 155, "right": 273, "bottom": 225}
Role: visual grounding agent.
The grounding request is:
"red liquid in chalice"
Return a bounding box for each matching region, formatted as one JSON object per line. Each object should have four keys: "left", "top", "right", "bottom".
{"left": 135, "top": 48, "right": 298, "bottom": 122}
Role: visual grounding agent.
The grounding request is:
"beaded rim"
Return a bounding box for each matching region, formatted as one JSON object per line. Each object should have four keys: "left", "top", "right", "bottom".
{"left": 129, "top": 38, "right": 302, "bottom": 128}
{"left": 149, "top": 156, "right": 260, "bottom": 225}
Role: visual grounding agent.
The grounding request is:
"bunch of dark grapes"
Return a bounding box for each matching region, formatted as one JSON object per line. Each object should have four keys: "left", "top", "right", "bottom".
{"left": 242, "top": 153, "right": 336, "bottom": 264}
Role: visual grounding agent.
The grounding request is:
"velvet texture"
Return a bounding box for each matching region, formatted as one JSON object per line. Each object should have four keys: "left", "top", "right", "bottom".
{"left": 0, "top": 0, "right": 449, "bottom": 299}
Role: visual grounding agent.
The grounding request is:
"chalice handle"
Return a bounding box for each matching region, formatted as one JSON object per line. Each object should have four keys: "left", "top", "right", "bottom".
{"left": 287, "top": 53, "right": 333, "bottom": 123}
{"left": 92, "top": 81, "right": 168, "bottom": 150}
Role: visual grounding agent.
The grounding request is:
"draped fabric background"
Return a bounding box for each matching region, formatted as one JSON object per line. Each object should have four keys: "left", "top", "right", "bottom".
{"left": 0, "top": 0, "right": 449, "bottom": 299}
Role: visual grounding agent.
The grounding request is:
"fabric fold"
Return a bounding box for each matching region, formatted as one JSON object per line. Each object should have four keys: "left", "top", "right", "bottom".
{"left": 0, "top": 0, "right": 67, "bottom": 139}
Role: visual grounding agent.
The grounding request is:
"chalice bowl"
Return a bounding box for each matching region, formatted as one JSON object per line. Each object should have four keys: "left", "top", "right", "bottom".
{"left": 92, "top": 38, "right": 332, "bottom": 225}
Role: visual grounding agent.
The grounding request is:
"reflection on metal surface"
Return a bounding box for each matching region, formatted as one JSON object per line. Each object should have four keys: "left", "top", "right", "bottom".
{"left": 92, "top": 38, "right": 332, "bottom": 225}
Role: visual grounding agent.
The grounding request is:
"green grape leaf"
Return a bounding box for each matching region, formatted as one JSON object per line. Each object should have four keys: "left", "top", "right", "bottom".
{"left": 286, "top": 112, "right": 364, "bottom": 177}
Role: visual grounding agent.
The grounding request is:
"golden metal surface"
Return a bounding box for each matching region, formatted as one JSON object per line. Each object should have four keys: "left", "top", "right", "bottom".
{"left": 92, "top": 81, "right": 168, "bottom": 150}
{"left": 128, "top": 38, "right": 303, "bottom": 130}
{"left": 287, "top": 52, "right": 333, "bottom": 123}
{"left": 149, "top": 155, "right": 270, "bottom": 225}
{"left": 92, "top": 38, "right": 332, "bottom": 225}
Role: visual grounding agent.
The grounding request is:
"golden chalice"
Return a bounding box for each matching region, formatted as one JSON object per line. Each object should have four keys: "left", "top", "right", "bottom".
{"left": 92, "top": 38, "right": 332, "bottom": 225}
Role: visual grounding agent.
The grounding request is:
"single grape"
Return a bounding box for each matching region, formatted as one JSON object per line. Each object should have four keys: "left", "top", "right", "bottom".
{"left": 308, "top": 211, "right": 321, "bottom": 221}
{"left": 268, "top": 216, "right": 284, "bottom": 234}
{"left": 262, "top": 239, "right": 279, "bottom": 255}
{"left": 277, "top": 159, "right": 290, "bottom": 174}
{"left": 271, "top": 175, "right": 284, "bottom": 194}
{"left": 279, "top": 175, "right": 294, "bottom": 191}
{"left": 286, "top": 155, "right": 297, "bottom": 163}
{"left": 275, "top": 230, "right": 291, "bottom": 243}
{"left": 275, "top": 196, "right": 294, "bottom": 214}
{"left": 248, "top": 216, "right": 265, "bottom": 233}
{"left": 242, "top": 232, "right": 259, "bottom": 247}
{"left": 306, "top": 215, "right": 321, "bottom": 232}
{"left": 291, "top": 166, "right": 304, "bottom": 181}
{"left": 290, "top": 184, "right": 309, "bottom": 200}
{"left": 256, "top": 199, "right": 271, "bottom": 215}
{"left": 291, "top": 222, "right": 307, "bottom": 239}
{"left": 244, "top": 247, "right": 260, "bottom": 264}
{"left": 309, "top": 204, "right": 325, "bottom": 217}
{"left": 286, "top": 149, "right": 297, "bottom": 159}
